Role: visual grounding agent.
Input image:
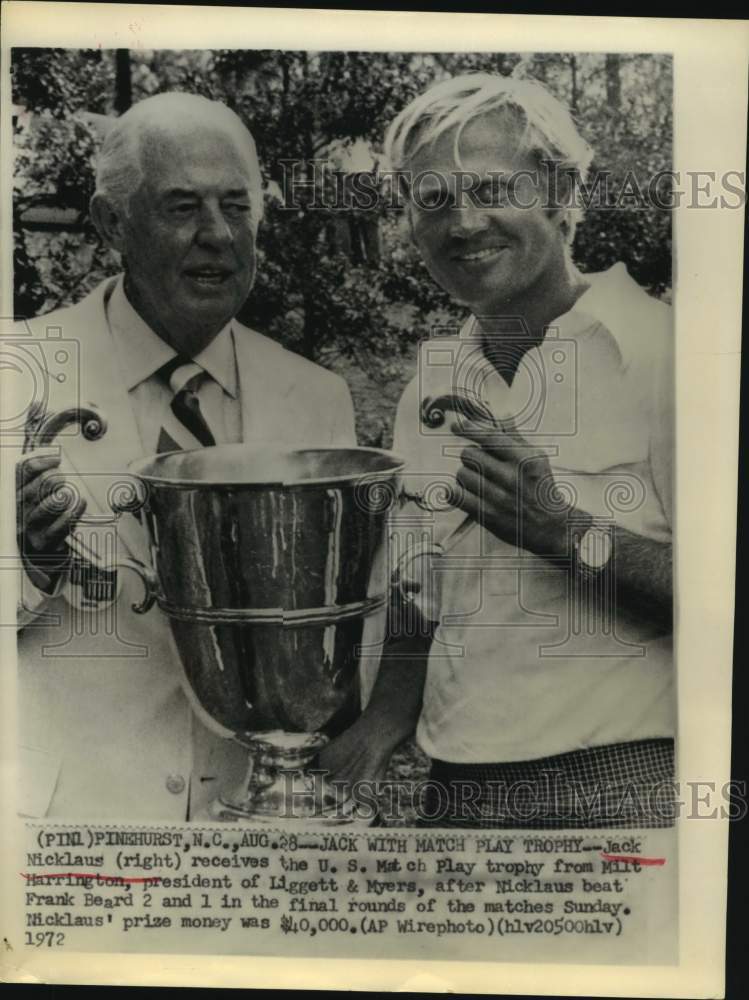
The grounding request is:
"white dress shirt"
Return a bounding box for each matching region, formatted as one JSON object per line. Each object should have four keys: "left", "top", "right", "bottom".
{"left": 106, "top": 276, "right": 242, "bottom": 453}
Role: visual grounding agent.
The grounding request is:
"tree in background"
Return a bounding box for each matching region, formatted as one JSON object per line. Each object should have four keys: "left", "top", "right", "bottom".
{"left": 12, "top": 48, "right": 672, "bottom": 445}
{"left": 12, "top": 49, "right": 114, "bottom": 317}
{"left": 517, "top": 52, "right": 673, "bottom": 293}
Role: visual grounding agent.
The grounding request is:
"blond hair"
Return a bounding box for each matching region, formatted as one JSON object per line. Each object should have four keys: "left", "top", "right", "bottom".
{"left": 384, "top": 73, "right": 594, "bottom": 241}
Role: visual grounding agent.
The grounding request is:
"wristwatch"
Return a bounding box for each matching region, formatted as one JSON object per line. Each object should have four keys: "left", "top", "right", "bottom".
{"left": 572, "top": 518, "right": 614, "bottom": 580}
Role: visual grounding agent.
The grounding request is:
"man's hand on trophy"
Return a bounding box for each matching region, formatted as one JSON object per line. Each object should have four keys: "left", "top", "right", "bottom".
{"left": 451, "top": 417, "right": 572, "bottom": 557}
{"left": 16, "top": 453, "right": 87, "bottom": 588}
{"left": 315, "top": 718, "right": 394, "bottom": 801}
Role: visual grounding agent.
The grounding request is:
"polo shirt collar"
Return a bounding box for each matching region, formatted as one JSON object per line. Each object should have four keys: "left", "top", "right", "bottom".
{"left": 464, "top": 263, "right": 644, "bottom": 371}
{"left": 552, "top": 262, "right": 643, "bottom": 369}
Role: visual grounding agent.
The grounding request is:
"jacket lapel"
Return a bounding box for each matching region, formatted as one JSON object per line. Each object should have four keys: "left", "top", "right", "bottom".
{"left": 233, "top": 322, "right": 297, "bottom": 445}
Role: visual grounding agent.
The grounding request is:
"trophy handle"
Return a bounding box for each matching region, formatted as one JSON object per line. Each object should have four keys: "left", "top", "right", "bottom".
{"left": 420, "top": 391, "right": 498, "bottom": 430}
{"left": 390, "top": 514, "right": 476, "bottom": 607}
{"left": 23, "top": 401, "right": 108, "bottom": 453}
{"left": 67, "top": 537, "right": 159, "bottom": 613}
{"left": 68, "top": 481, "right": 157, "bottom": 611}
{"left": 393, "top": 389, "right": 494, "bottom": 604}
{"left": 66, "top": 482, "right": 156, "bottom": 610}
{"left": 119, "top": 557, "right": 159, "bottom": 613}
{"left": 391, "top": 538, "right": 444, "bottom": 605}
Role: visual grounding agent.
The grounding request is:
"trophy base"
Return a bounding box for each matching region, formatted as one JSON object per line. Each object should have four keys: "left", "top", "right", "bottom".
{"left": 207, "top": 730, "right": 375, "bottom": 827}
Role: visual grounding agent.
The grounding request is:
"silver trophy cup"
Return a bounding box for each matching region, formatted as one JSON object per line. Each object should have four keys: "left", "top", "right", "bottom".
{"left": 24, "top": 395, "right": 481, "bottom": 824}
{"left": 124, "top": 444, "right": 404, "bottom": 823}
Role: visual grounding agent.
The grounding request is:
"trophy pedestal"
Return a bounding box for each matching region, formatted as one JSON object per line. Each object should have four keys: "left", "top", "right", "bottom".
{"left": 207, "top": 730, "right": 373, "bottom": 826}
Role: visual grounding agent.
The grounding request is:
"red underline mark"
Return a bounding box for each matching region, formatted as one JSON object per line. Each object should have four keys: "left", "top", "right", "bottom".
{"left": 20, "top": 872, "right": 161, "bottom": 884}
{"left": 600, "top": 853, "right": 666, "bottom": 866}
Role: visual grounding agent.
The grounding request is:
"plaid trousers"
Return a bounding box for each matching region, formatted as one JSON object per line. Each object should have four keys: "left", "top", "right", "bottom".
{"left": 419, "top": 738, "right": 675, "bottom": 829}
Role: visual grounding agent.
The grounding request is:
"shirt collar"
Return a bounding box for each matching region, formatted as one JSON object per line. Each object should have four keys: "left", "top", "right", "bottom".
{"left": 107, "top": 275, "right": 238, "bottom": 397}
{"left": 550, "top": 262, "right": 644, "bottom": 369}
{"left": 463, "top": 263, "right": 644, "bottom": 371}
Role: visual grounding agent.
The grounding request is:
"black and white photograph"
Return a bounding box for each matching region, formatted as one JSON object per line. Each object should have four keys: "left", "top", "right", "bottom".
{"left": 1, "top": 4, "right": 745, "bottom": 995}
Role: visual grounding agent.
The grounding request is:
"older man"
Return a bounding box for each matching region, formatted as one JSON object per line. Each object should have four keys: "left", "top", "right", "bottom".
{"left": 320, "top": 74, "right": 674, "bottom": 828}
{"left": 16, "top": 92, "right": 356, "bottom": 820}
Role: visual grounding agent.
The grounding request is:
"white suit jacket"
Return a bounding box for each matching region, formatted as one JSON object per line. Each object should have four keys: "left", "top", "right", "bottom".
{"left": 16, "top": 276, "right": 357, "bottom": 821}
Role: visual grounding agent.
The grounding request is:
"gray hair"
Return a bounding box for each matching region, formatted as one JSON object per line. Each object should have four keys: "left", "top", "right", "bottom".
{"left": 383, "top": 73, "right": 594, "bottom": 242}
{"left": 94, "top": 92, "right": 264, "bottom": 229}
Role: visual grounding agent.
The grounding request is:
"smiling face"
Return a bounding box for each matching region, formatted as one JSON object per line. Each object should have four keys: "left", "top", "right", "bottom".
{"left": 407, "top": 111, "right": 570, "bottom": 319}
{"left": 109, "top": 125, "right": 259, "bottom": 356}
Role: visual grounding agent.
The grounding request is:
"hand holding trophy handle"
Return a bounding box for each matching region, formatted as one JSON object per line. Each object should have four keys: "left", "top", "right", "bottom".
{"left": 391, "top": 389, "right": 497, "bottom": 606}
{"left": 22, "top": 401, "right": 158, "bottom": 609}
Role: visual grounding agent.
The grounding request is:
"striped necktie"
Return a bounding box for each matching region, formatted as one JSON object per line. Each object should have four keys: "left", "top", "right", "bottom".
{"left": 157, "top": 356, "right": 217, "bottom": 453}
